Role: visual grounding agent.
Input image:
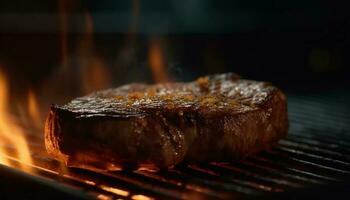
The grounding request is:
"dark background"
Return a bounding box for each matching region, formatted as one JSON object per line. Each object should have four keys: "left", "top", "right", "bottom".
{"left": 0, "top": 2, "right": 349, "bottom": 199}
{"left": 0, "top": 0, "right": 349, "bottom": 96}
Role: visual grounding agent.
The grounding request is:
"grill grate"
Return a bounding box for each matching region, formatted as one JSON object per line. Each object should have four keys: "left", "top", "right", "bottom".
{"left": 1, "top": 90, "right": 350, "bottom": 199}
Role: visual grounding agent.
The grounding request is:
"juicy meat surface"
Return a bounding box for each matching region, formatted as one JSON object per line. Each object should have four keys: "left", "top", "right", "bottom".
{"left": 45, "top": 73, "right": 288, "bottom": 170}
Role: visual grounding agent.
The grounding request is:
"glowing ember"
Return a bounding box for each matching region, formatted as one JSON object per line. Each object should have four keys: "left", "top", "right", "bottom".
{"left": 100, "top": 185, "right": 130, "bottom": 197}
{"left": 0, "top": 70, "right": 33, "bottom": 173}
{"left": 131, "top": 194, "right": 155, "bottom": 200}
{"left": 97, "top": 194, "right": 113, "bottom": 200}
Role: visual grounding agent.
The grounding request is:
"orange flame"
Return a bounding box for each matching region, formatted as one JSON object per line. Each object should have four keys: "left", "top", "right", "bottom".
{"left": 58, "top": 0, "right": 70, "bottom": 68}
{"left": 78, "top": 11, "right": 111, "bottom": 94}
{"left": 0, "top": 70, "right": 33, "bottom": 173}
{"left": 28, "top": 90, "right": 42, "bottom": 128}
{"left": 148, "top": 39, "right": 169, "bottom": 83}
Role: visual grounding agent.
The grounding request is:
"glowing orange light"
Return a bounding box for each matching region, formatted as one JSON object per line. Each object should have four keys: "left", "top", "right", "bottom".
{"left": 100, "top": 185, "right": 130, "bottom": 197}
{"left": 0, "top": 69, "right": 33, "bottom": 173}
{"left": 28, "top": 89, "right": 42, "bottom": 128}
{"left": 97, "top": 194, "right": 113, "bottom": 200}
{"left": 78, "top": 11, "right": 111, "bottom": 94}
{"left": 0, "top": 143, "right": 9, "bottom": 166}
{"left": 131, "top": 194, "right": 154, "bottom": 200}
{"left": 84, "top": 180, "right": 96, "bottom": 186}
{"left": 148, "top": 39, "right": 169, "bottom": 83}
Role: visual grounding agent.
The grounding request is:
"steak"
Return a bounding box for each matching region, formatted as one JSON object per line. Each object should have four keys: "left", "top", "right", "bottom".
{"left": 45, "top": 73, "right": 288, "bottom": 170}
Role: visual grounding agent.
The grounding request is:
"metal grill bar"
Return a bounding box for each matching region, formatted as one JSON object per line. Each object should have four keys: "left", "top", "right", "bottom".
{"left": 289, "top": 132, "right": 350, "bottom": 148}
{"left": 253, "top": 156, "right": 337, "bottom": 181}
{"left": 274, "top": 146, "right": 350, "bottom": 171}
{"left": 240, "top": 158, "right": 326, "bottom": 185}
{"left": 283, "top": 136, "right": 350, "bottom": 156}
{"left": 280, "top": 139, "right": 350, "bottom": 164}
{"left": 198, "top": 163, "right": 301, "bottom": 190}
{"left": 266, "top": 149, "right": 350, "bottom": 178}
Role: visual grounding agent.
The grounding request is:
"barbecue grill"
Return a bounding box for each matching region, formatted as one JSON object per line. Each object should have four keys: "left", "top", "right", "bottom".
{"left": 1, "top": 89, "right": 349, "bottom": 199}
{"left": 1, "top": 1, "right": 349, "bottom": 199}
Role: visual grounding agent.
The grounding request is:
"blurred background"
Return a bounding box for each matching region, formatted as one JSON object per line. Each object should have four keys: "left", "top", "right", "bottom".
{"left": 0, "top": 2, "right": 350, "bottom": 199}
{"left": 0, "top": 0, "right": 349, "bottom": 105}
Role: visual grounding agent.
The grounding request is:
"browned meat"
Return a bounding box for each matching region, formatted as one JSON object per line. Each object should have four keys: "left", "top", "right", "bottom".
{"left": 45, "top": 73, "right": 288, "bottom": 170}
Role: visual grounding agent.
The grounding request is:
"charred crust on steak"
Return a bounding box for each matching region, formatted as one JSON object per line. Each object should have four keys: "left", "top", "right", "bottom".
{"left": 45, "top": 73, "right": 288, "bottom": 170}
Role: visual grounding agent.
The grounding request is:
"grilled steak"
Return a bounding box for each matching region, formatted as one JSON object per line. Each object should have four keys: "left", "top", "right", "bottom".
{"left": 45, "top": 73, "right": 288, "bottom": 170}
